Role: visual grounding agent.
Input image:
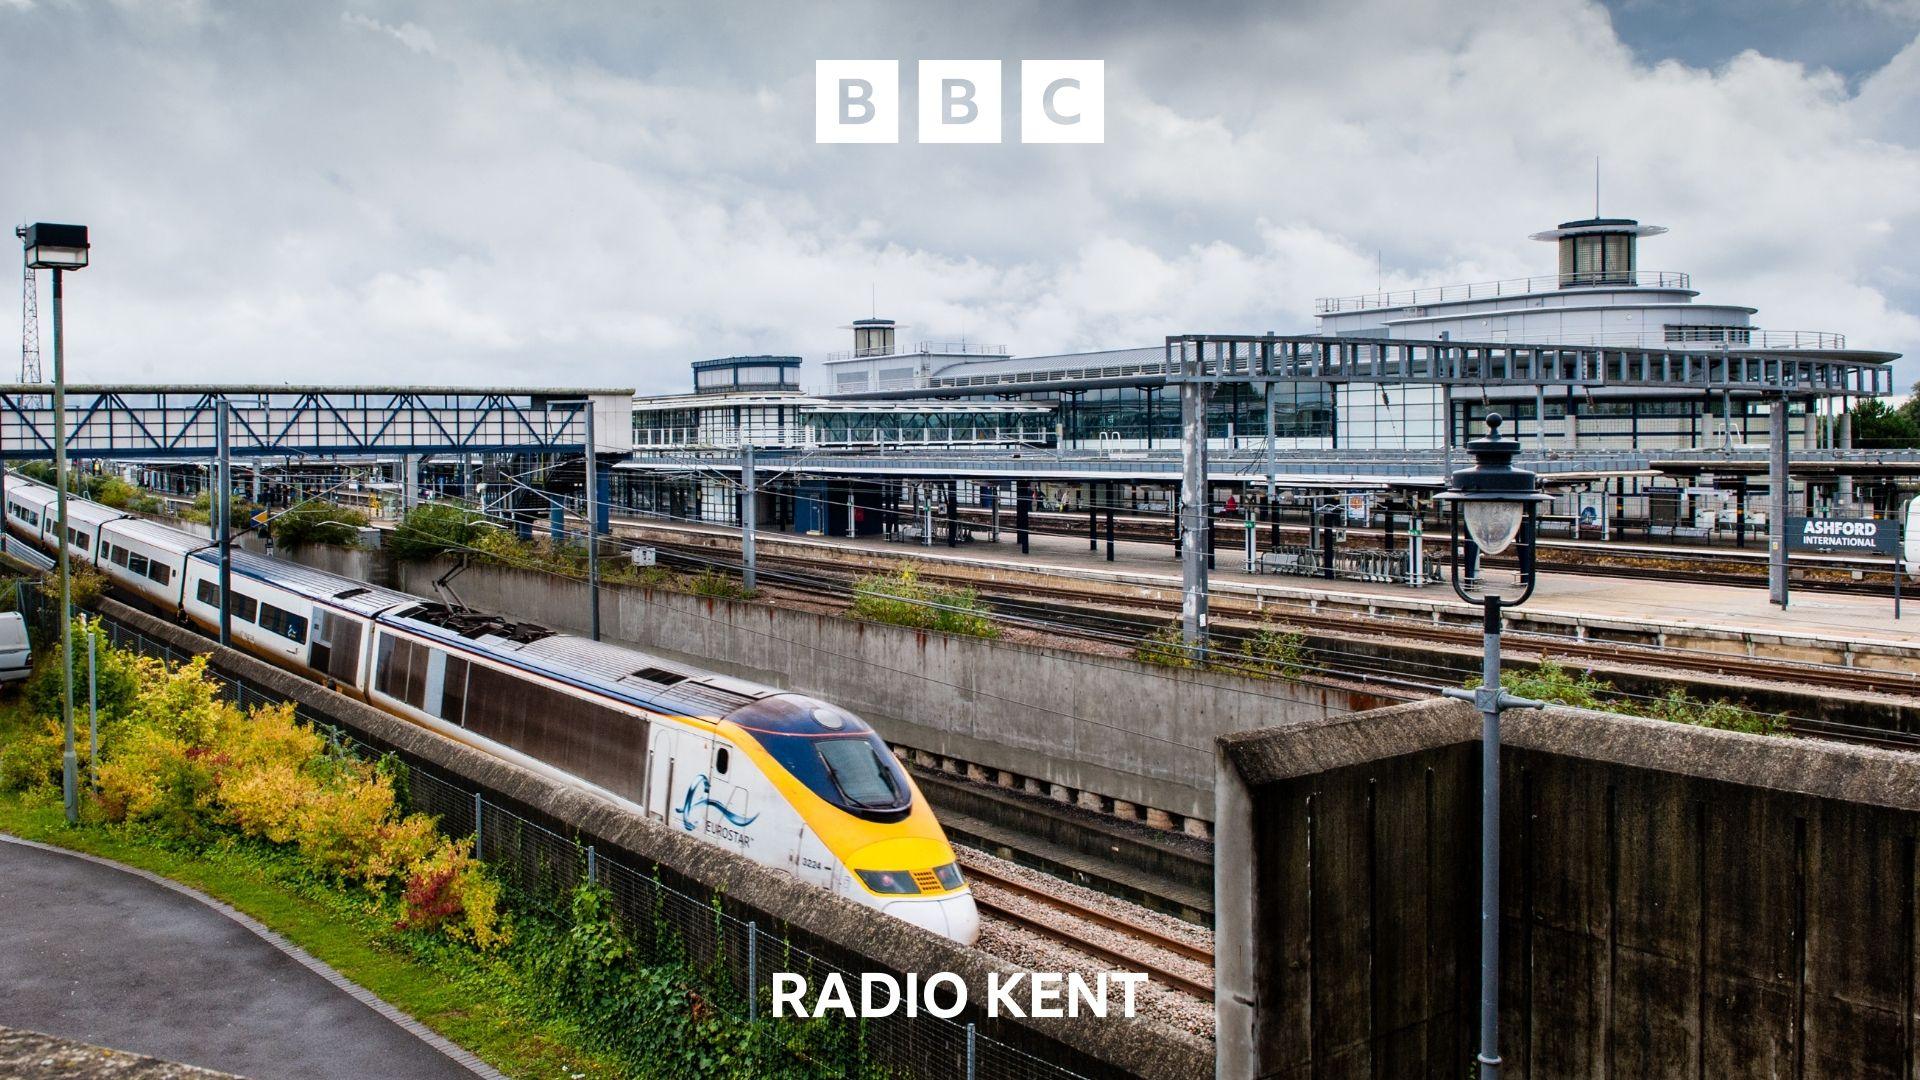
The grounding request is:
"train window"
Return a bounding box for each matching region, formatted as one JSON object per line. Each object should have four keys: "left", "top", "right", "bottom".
{"left": 375, "top": 634, "right": 427, "bottom": 708}
{"left": 146, "top": 562, "right": 170, "bottom": 586}
{"left": 440, "top": 656, "right": 469, "bottom": 723}
{"left": 127, "top": 552, "right": 149, "bottom": 577}
{"left": 112, "top": 545, "right": 129, "bottom": 567}
{"left": 326, "top": 619, "right": 362, "bottom": 683}
{"left": 259, "top": 604, "right": 307, "bottom": 644}
{"left": 814, "top": 738, "right": 904, "bottom": 808}
{"left": 196, "top": 580, "right": 218, "bottom": 606}
{"left": 714, "top": 747, "right": 730, "bottom": 775}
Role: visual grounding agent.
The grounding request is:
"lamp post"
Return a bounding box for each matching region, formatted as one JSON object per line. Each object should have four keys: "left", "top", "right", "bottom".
{"left": 22, "top": 223, "right": 89, "bottom": 826}
{"left": 1435, "top": 413, "right": 1548, "bottom": 1080}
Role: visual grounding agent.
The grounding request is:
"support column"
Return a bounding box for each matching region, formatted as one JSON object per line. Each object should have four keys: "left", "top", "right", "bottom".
{"left": 1769, "top": 397, "right": 1790, "bottom": 606}
{"left": 1534, "top": 385, "right": 1546, "bottom": 454}
{"left": 216, "top": 400, "right": 233, "bottom": 647}
{"left": 402, "top": 453, "right": 418, "bottom": 515}
{"left": 1016, "top": 480, "right": 1031, "bottom": 554}
{"left": 584, "top": 408, "right": 601, "bottom": 639}
{"left": 740, "top": 443, "right": 755, "bottom": 596}
{"left": 1105, "top": 481, "right": 1116, "bottom": 561}
{"left": 946, "top": 484, "right": 957, "bottom": 548}
{"left": 1179, "top": 375, "right": 1211, "bottom": 659}
{"left": 1837, "top": 406, "right": 1854, "bottom": 505}
{"left": 1442, "top": 385, "right": 1455, "bottom": 479}
{"left": 1722, "top": 391, "right": 1734, "bottom": 451}
{"left": 1088, "top": 485, "right": 1098, "bottom": 551}
{"left": 1564, "top": 388, "right": 1580, "bottom": 452}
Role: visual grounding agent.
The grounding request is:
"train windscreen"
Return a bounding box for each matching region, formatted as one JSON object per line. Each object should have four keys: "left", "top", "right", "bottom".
{"left": 727, "top": 695, "right": 913, "bottom": 822}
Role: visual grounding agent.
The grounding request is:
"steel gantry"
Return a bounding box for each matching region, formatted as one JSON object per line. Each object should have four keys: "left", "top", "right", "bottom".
{"left": 0, "top": 386, "right": 634, "bottom": 460}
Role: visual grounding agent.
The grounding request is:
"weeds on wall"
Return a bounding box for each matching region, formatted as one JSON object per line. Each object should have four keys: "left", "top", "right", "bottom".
{"left": 1134, "top": 619, "right": 1308, "bottom": 681}
{"left": 1468, "top": 658, "right": 1789, "bottom": 736}
{"left": 850, "top": 565, "right": 999, "bottom": 639}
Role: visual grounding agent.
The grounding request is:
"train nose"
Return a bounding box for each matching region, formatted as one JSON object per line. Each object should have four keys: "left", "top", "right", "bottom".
{"left": 883, "top": 891, "right": 981, "bottom": 946}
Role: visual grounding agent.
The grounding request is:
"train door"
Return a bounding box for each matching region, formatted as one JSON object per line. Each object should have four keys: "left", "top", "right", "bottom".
{"left": 647, "top": 726, "right": 710, "bottom": 833}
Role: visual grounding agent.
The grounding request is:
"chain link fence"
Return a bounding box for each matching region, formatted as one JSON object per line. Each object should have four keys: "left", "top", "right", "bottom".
{"left": 53, "top": 600, "right": 1102, "bottom": 1080}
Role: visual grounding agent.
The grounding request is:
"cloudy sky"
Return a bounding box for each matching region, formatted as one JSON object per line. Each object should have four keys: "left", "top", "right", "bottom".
{"left": 5, "top": 0, "right": 1918, "bottom": 394}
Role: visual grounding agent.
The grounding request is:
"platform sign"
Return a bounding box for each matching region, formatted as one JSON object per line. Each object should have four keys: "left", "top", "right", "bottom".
{"left": 1787, "top": 516, "right": 1897, "bottom": 555}
{"left": 1343, "top": 493, "right": 1370, "bottom": 524}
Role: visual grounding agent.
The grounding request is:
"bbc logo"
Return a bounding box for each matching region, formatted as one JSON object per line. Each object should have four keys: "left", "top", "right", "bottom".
{"left": 815, "top": 60, "right": 1104, "bottom": 144}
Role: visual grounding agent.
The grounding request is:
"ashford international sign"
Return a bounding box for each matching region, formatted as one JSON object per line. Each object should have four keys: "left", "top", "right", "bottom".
{"left": 1788, "top": 516, "right": 1899, "bottom": 555}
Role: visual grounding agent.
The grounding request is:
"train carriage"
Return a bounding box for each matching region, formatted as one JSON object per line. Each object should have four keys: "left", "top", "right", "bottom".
{"left": 94, "top": 518, "right": 196, "bottom": 609}
{"left": 3, "top": 483, "right": 55, "bottom": 549}
{"left": 0, "top": 473, "right": 977, "bottom": 942}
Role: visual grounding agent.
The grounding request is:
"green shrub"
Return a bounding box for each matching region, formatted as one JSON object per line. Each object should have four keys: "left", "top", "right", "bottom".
{"left": 686, "top": 568, "right": 755, "bottom": 600}
{"left": 388, "top": 504, "right": 487, "bottom": 562}
{"left": 1468, "top": 658, "right": 1784, "bottom": 737}
{"left": 1134, "top": 623, "right": 1199, "bottom": 668}
{"left": 83, "top": 475, "right": 138, "bottom": 508}
{"left": 850, "top": 566, "right": 996, "bottom": 638}
{"left": 270, "top": 500, "right": 369, "bottom": 548}
{"left": 1234, "top": 621, "right": 1307, "bottom": 679}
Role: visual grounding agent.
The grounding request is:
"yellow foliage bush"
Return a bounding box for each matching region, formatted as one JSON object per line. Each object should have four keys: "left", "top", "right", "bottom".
{"left": 400, "top": 836, "right": 511, "bottom": 951}
{"left": 5, "top": 640, "right": 512, "bottom": 949}
{"left": 217, "top": 761, "right": 310, "bottom": 843}
{"left": 125, "top": 656, "right": 229, "bottom": 747}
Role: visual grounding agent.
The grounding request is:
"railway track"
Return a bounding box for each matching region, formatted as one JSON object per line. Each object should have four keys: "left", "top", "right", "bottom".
{"left": 633, "top": 534, "right": 1920, "bottom": 750}
{"left": 959, "top": 856, "right": 1215, "bottom": 1002}
{"left": 651, "top": 538, "right": 1917, "bottom": 699}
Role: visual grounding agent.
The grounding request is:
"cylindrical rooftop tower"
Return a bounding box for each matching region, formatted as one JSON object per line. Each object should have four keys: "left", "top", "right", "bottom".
{"left": 1529, "top": 217, "right": 1668, "bottom": 288}
{"left": 850, "top": 317, "right": 896, "bottom": 358}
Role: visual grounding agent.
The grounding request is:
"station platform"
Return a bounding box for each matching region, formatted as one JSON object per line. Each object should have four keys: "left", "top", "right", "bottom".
{"left": 612, "top": 514, "right": 1920, "bottom": 653}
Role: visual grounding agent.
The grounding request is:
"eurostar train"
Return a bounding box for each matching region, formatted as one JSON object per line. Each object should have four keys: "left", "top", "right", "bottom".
{"left": 3, "top": 477, "right": 979, "bottom": 943}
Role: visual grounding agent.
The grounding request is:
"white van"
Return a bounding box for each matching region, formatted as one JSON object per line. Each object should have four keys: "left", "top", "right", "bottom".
{"left": 0, "top": 612, "right": 32, "bottom": 683}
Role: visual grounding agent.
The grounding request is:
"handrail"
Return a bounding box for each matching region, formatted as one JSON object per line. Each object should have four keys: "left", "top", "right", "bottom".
{"left": 1315, "top": 270, "right": 1692, "bottom": 313}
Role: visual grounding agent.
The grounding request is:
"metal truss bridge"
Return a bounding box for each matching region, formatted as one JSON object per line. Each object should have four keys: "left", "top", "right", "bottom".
{"left": 0, "top": 386, "right": 634, "bottom": 460}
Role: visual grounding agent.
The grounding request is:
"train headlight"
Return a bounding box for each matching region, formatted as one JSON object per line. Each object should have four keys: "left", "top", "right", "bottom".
{"left": 856, "top": 869, "right": 922, "bottom": 895}
{"left": 933, "top": 862, "right": 964, "bottom": 890}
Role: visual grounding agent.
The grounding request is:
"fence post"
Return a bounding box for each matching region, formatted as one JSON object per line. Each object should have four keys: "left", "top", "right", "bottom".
{"left": 586, "top": 844, "right": 597, "bottom": 883}
{"left": 473, "top": 791, "right": 484, "bottom": 859}
{"left": 747, "top": 921, "right": 759, "bottom": 1022}
{"left": 86, "top": 625, "right": 97, "bottom": 790}
{"left": 966, "top": 1022, "right": 976, "bottom": 1080}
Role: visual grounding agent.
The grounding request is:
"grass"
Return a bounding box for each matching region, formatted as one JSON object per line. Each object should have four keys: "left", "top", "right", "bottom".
{"left": 0, "top": 696, "right": 624, "bottom": 1080}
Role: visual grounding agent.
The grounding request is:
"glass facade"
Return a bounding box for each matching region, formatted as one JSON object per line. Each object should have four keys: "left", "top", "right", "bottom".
{"left": 1050, "top": 383, "right": 1334, "bottom": 446}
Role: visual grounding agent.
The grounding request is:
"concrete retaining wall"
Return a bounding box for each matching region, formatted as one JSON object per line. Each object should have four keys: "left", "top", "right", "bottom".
{"left": 368, "top": 557, "right": 1376, "bottom": 823}
{"left": 1215, "top": 698, "right": 1920, "bottom": 1079}
{"left": 96, "top": 597, "right": 1210, "bottom": 1080}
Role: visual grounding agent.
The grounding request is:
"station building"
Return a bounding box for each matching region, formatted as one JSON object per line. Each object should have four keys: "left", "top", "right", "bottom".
{"left": 619, "top": 212, "right": 1904, "bottom": 536}
{"left": 820, "top": 215, "right": 1892, "bottom": 455}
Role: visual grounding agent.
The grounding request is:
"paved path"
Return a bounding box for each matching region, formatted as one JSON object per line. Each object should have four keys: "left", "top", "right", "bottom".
{"left": 0, "top": 836, "right": 493, "bottom": 1080}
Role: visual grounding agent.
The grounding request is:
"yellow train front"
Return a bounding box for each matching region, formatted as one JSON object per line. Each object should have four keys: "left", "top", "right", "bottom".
{"left": 711, "top": 695, "right": 980, "bottom": 944}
